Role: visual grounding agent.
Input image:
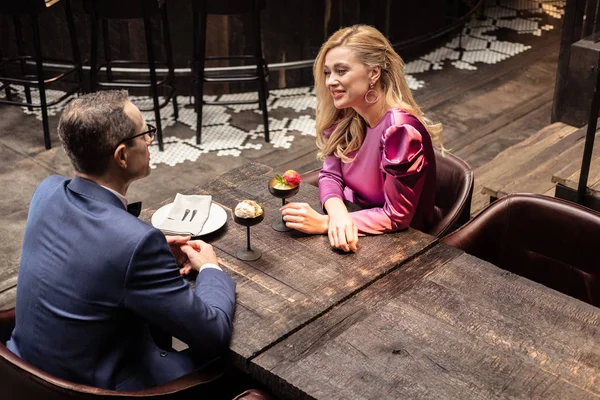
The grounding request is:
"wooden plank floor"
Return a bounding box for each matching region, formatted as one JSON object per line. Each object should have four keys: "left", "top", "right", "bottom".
{"left": 0, "top": 25, "right": 563, "bottom": 309}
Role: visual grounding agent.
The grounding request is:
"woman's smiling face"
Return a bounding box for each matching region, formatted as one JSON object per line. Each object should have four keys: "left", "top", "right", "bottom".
{"left": 324, "top": 46, "right": 373, "bottom": 110}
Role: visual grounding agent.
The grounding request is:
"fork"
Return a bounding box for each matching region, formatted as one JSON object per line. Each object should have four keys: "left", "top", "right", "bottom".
{"left": 182, "top": 209, "right": 191, "bottom": 221}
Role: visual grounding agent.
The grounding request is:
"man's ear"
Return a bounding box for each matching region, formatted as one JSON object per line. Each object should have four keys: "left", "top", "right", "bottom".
{"left": 113, "top": 144, "right": 128, "bottom": 169}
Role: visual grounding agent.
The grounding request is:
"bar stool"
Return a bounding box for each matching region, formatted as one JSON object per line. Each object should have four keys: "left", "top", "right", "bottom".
{"left": 0, "top": 0, "right": 82, "bottom": 150}
{"left": 84, "top": 0, "right": 178, "bottom": 151}
{"left": 192, "top": 0, "right": 270, "bottom": 144}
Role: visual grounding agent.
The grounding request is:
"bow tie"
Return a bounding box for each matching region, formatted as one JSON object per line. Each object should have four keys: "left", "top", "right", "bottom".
{"left": 127, "top": 201, "right": 142, "bottom": 217}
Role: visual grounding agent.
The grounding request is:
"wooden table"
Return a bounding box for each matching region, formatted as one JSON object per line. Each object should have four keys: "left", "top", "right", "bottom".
{"left": 251, "top": 244, "right": 600, "bottom": 400}
{"left": 142, "top": 162, "right": 437, "bottom": 369}
{"left": 143, "top": 162, "right": 600, "bottom": 399}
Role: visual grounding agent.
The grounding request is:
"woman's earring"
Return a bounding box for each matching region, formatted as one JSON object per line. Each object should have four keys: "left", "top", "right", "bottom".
{"left": 364, "top": 83, "right": 379, "bottom": 104}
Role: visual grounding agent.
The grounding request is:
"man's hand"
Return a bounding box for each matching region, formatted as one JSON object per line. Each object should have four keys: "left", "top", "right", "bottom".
{"left": 166, "top": 235, "right": 192, "bottom": 269}
{"left": 179, "top": 240, "right": 219, "bottom": 275}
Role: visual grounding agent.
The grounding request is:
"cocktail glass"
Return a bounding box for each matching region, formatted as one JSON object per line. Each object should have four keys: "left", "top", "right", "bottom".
{"left": 268, "top": 177, "right": 300, "bottom": 232}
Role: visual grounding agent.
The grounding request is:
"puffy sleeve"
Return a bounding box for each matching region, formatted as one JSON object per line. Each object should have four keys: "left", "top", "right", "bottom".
{"left": 318, "top": 125, "right": 345, "bottom": 205}
{"left": 350, "top": 124, "right": 430, "bottom": 234}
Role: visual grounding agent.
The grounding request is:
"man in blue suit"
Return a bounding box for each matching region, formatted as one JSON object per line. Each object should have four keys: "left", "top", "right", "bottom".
{"left": 7, "top": 91, "right": 237, "bottom": 391}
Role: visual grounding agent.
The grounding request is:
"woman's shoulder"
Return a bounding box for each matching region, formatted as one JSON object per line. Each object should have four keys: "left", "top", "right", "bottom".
{"left": 386, "top": 109, "right": 424, "bottom": 130}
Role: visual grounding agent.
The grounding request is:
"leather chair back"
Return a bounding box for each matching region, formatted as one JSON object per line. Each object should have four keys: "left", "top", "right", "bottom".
{"left": 442, "top": 193, "right": 600, "bottom": 306}
{"left": 300, "top": 150, "right": 474, "bottom": 237}
{"left": 0, "top": 307, "right": 226, "bottom": 399}
{"left": 428, "top": 150, "right": 474, "bottom": 237}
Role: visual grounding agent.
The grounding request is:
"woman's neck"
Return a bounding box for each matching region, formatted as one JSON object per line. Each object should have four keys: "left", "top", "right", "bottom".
{"left": 355, "top": 102, "right": 389, "bottom": 128}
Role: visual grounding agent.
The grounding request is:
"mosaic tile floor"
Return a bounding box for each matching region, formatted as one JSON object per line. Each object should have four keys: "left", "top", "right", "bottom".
{"left": 7, "top": 0, "right": 565, "bottom": 169}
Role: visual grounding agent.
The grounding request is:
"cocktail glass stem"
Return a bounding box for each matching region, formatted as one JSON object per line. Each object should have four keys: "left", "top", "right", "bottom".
{"left": 246, "top": 226, "right": 251, "bottom": 251}
{"left": 281, "top": 198, "right": 286, "bottom": 225}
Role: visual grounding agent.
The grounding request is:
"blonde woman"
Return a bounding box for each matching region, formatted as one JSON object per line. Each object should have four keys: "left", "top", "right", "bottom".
{"left": 282, "top": 25, "right": 442, "bottom": 252}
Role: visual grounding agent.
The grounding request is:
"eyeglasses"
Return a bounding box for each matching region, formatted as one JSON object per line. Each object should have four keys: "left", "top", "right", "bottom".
{"left": 118, "top": 124, "right": 156, "bottom": 145}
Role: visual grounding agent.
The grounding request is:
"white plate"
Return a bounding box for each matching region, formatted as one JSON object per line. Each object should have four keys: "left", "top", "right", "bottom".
{"left": 151, "top": 202, "right": 228, "bottom": 236}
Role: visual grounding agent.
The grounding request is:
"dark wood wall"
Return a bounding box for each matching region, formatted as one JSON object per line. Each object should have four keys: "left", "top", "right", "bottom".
{"left": 0, "top": 0, "right": 450, "bottom": 94}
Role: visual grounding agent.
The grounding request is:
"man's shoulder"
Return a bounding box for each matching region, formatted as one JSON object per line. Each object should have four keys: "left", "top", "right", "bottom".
{"left": 37, "top": 175, "right": 69, "bottom": 191}
{"left": 30, "top": 176, "right": 69, "bottom": 204}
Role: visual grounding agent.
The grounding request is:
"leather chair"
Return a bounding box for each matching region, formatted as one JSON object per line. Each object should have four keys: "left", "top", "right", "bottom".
{"left": 300, "top": 150, "right": 474, "bottom": 237}
{"left": 441, "top": 193, "right": 600, "bottom": 307}
{"left": 0, "top": 307, "right": 274, "bottom": 399}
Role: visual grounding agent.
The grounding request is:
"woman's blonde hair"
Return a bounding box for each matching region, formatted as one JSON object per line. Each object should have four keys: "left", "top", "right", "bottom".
{"left": 314, "top": 24, "right": 443, "bottom": 162}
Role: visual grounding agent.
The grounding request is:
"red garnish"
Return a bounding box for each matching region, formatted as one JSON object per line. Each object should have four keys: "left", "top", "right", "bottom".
{"left": 283, "top": 170, "right": 301, "bottom": 186}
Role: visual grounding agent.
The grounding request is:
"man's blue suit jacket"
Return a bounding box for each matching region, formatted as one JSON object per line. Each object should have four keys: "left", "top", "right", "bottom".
{"left": 7, "top": 176, "right": 236, "bottom": 390}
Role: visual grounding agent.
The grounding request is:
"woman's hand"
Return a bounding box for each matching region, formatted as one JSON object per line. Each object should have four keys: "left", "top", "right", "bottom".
{"left": 281, "top": 202, "right": 328, "bottom": 234}
{"left": 324, "top": 198, "right": 358, "bottom": 252}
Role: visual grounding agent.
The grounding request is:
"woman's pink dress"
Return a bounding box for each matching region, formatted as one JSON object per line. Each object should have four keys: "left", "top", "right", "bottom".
{"left": 319, "top": 109, "right": 436, "bottom": 234}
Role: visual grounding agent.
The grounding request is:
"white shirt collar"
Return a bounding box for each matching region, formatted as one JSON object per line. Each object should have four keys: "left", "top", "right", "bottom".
{"left": 100, "top": 185, "right": 128, "bottom": 208}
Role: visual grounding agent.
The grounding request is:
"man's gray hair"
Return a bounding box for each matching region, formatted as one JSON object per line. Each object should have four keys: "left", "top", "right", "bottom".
{"left": 58, "top": 90, "right": 137, "bottom": 176}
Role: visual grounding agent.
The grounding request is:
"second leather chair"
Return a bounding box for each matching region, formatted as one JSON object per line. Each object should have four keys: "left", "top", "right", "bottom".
{"left": 442, "top": 193, "right": 600, "bottom": 307}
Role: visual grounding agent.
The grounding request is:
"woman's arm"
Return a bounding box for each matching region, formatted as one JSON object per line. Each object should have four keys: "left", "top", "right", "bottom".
{"left": 350, "top": 124, "right": 431, "bottom": 234}
{"left": 324, "top": 197, "right": 358, "bottom": 252}
{"left": 319, "top": 153, "right": 345, "bottom": 206}
{"left": 281, "top": 153, "right": 358, "bottom": 251}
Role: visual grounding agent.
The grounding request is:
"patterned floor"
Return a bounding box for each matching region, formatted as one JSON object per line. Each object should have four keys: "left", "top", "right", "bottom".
{"left": 7, "top": 0, "right": 565, "bottom": 169}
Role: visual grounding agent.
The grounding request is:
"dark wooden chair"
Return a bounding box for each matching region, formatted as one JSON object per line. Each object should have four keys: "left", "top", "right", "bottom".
{"left": 442, "top": 193, "right": 600, "bottom": 307}
{"left": 192, "top": 0, "right": 270, "bottom": 144}
{"left": 0, "top": 0, "right": 82, "bottom": 149}
{"left": 300, "top": 150, "right": 474, "bottom": 237}
{"left": 0, "top": 307, "right": 274, "bottom": 399}
{"left": 83, "top": 0, "right": 179, "bottom": 151}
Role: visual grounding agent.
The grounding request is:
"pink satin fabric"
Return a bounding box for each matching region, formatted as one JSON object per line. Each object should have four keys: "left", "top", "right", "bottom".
{"left": 319, "top": 109, "right": 436, "bottom": 234}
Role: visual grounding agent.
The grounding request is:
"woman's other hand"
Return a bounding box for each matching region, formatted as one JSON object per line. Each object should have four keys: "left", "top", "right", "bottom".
{"left": 324, "top": 198, "right": 358, "bottom": 252}
{"left": 281, "top": 202, "right": 328, "bottom": 234}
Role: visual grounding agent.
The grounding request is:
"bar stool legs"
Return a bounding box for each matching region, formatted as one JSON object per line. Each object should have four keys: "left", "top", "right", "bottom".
{"left": 161, "top": 4, "right": 178, "bottom": 121}
{"left": 90, "top": 15, "right": 99, "bottom": 93}
{"left": 143, "top": 14, "right": 164, "bottom": 151}
{"left": 14, "top": 16, "right": 33, "bottom": 111}
{"left": 102, "top": 20, "right": 113, "bottom": 82}
{"left": 193, "top": 3, "right": 207, "bottom": 145}
{"left": 253, "top": 7, "right": 269, "bottom": 143}
{"left": 0, "top": 0, "right": 81, "bottom": 150}
{"left": 87, "top": 0, "right": 178, "bottom": 152}
{"left": 64, "top": 0, "right": 83, "bottom": 95}
{"left": 31, "top": 13, "right": 51, "bottom": 150}
{"left": 193, "top": 0, "right": 270, "bottom": 145}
